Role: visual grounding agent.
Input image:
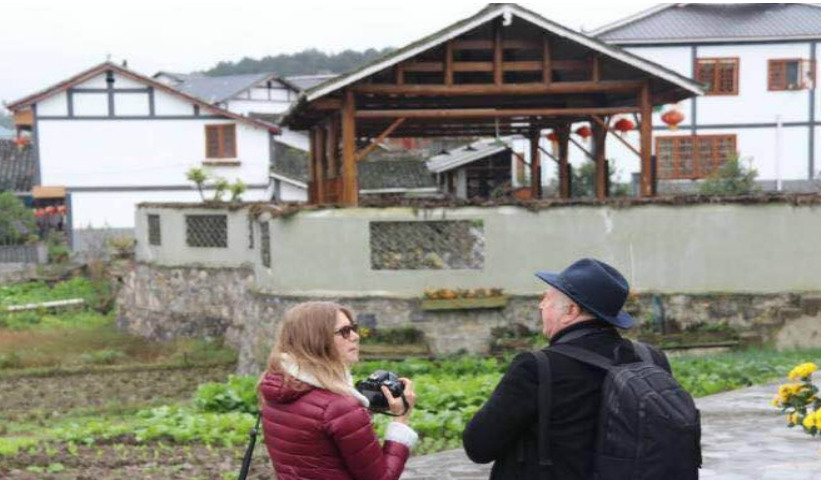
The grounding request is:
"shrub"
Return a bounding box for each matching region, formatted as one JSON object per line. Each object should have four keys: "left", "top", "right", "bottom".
{"left": 699, "top": 156, "right": 760, "bottom": 195}
{"left": 107, "top": 235, "right": 135, "bottom": 259}
{"left": 0, "top": 191, "right": 37, "bottom": 245}
{"left": 81, "top": 349, "right": 127, "bottom": 365}
{"left": 194, "top": 375, "right": 258, "bottom": 415}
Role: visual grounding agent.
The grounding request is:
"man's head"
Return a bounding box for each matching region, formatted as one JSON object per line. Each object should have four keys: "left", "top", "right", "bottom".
{"left": 535, "top": 258, "right": 635, "bottom": 332}
{"left": 539, "top": 287, "right": 596, "bottom": 338}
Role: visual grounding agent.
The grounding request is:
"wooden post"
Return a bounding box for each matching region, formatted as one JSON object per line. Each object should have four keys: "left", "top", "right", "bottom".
{"left": 556, "top": 124, "right": 571, "bottom": 199}
{"left": 592, "top": 55, "right": 600, "bottom": 82}
{"left": 314, "top": 126, "right": 326, "bottom": 203}
{"left": 307, "top": 129, "right": 318, "bottom": 203}
{"left": 395, "top": 63, "right": 404, "bottom": 86}
{"left": 542, "top": 34, "right": 552, "bottom": 84}
{"left": 639, "top": 82, "right": 653, "bottom": 197}
{"left": 445, "top": 41, "right": 454, "bottom": 86}
{"left": 493, "top": 20, "right": 503, "bottom": 86}
{"left": 327, "top": 114, "right": 339, "bottom": 178}
{"left": 591, "top": 118, "right": 608, "bottom": 200}
{"left": 529, "top": 129, "right": 541, "bottom": 198}
{"left": 342, "top": 90, "right": 358, "bottom": 205}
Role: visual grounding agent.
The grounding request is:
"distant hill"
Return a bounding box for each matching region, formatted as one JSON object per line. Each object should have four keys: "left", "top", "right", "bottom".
{"left": 204, "top": 48, "right": 394, "bottom": 77}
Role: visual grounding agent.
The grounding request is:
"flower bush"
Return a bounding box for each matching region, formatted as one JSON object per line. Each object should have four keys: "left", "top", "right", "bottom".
{"left": 772, "top": 362, "right": 820, "bottom": 436}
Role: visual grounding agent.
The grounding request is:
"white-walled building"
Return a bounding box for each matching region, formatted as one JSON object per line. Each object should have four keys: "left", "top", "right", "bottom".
{"left": 587, "top": 3, "right": 820, "bottom": 192}
{"left": 6, "top": 62, "right": 280, "bottom": 249}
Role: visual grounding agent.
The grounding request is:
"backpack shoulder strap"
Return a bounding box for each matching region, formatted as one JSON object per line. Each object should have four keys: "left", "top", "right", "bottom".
{"left": 529, "top": 350, "right": 554, "bottom": 471}
{"left": 545, "top": 344, "right": 615, "bottom": 371}
{"left": 632, "top": 340, "right": 654, "bottom": 364}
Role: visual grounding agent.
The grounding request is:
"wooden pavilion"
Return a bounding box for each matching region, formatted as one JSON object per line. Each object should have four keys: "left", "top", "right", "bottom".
{"left": 281, "top": 3, "right": 703, "bottom": 205}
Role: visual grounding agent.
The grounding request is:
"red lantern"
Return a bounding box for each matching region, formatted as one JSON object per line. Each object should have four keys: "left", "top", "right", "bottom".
{"left": 574, "top": 125, "right": 592, "bottom": 139}
{"left": 613, "top": 118, "right": 635, "bottom": 135}
{"left": 661, "top": 109, "right": 685, "bottom": 131}
{"left": 546, "top": 132, "right": 558, "bottom": 142}
{"left": 34, "top": 209, "right": 44, "bottom": 218}
{"left": 14, "top": 136, "right": 30, "bottom": 150}
{"left": 45, "top": 206, "right": 57, "bottom": 215}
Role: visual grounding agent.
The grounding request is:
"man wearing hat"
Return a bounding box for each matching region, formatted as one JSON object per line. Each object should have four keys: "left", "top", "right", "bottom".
{"left": 463, "top": 258, "right": 670, "bottom": 480}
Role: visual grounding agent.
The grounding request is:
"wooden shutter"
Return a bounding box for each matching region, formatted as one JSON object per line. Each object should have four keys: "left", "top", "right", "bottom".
{"left": 205, "top": 124, "right": 237, "bottom": 158}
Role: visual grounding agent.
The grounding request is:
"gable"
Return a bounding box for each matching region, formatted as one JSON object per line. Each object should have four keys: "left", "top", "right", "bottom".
{"left": 303, "top": 3, "right": 701, "bottom": 103}
{"left": 594, "top": 4, "right": 821, "bottom": 44}
{"left": 6, "top": 62, "right": 278, "bottom": 132}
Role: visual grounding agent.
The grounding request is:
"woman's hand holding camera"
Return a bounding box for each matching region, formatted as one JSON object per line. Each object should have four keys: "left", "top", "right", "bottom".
{"left": 382, "top": 377, "right": 415, "bottom": 424}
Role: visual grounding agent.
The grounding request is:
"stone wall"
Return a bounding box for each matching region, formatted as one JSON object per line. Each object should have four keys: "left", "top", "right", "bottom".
{"left": 115, "top": 262, "right": 820, "bottom": 375}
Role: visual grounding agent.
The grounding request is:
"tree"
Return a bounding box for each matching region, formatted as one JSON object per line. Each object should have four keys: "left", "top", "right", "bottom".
{"left": 699, "top": 156, "right": 759, "bottom": 195}
{"left": 564, "top": 161, "right": 630, "bottom": 198}
{"left": 0, "top": 191, "right": 37, "bottom": 245}
{"left": 186, "top": 167, "right": 209, "bottom": 201}
{"left": 204, "top": 48, "right": 395, "bottom": 77}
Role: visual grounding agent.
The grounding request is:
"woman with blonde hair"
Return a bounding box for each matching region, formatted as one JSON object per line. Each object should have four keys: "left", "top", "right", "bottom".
{"left": 259, "top": 301, "right": 418, "bottom": 480}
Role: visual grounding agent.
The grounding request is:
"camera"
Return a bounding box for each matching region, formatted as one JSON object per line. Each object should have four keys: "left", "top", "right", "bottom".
{"left": 355, "top": 370, "right": 405, "bottom": 412}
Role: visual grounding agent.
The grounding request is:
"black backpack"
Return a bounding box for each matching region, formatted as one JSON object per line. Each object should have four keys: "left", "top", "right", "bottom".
{"left": 530, "top": 339, "right": 702, "bottom": 480}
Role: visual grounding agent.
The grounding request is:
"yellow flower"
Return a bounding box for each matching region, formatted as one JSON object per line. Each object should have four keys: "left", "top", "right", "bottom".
{"left": 359, "top": 327, "right": 372, "bottom": 339}
{"left": 771, "top": 396, "right": 782, "bottom": 408}
{"left": 803, "top": 412, "right": 816, "bottom": 429}
{"left": 788, "top": 362, "right": 819, "bottom": 381}
{"left": 787, "top": 412, "right": 803, "bottom": 426}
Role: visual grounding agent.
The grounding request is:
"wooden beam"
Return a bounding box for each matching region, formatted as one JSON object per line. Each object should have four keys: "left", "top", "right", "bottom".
{"left": 352, "top": 80, "right": 645, "bottom": 96}
{"left": 530, "top": 130, "right": 542, "bottom": 198}
{"left": 542, "top": 35, "right": 552, "bottom": 84}
{"left": 355, "top": 106, "right": 638, "bottom": 120}
{"left": 453, "top": 39, "right": 543, "bottom": 50}
{"left": 311, "top": 98, "right": 342, "bottom": 110}
{"left": 493, "top": 20, "right": 503, "bottom": 86}
{"left": 403, "top": 61, "right": 443, "bottom": 72}
{"left": 592, "top": 55, "right": 600, "bottom": 82}
{"left": 590, "top": 115, "right": 641, "bottom": 158}
{"left": 342, "top": 90, "right": 358, "bottom": 206}
{"left": 568, "top": 135, "right": 595, "bottom": 161}
{"left": 639, "top": 81, "right": 654, "bottom": 197}
{"left": 445, "top": 41, "right": 454, "bottom": 86}
{"left": 354, "top": 118, "right": 406, "bottom": 162}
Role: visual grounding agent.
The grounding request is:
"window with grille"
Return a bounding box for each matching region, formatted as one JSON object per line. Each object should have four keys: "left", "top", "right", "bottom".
{"left": 205, "top": 124, "right": 237, "bottom": 158}
{"left": 370, "top": 220, "right": 484, "bottom": 270}
{"left": 148, "top": 214, "right": 161, "bottom": 246}
{"left": 185, "top": 214, "right": 228, "bottom": 248}
{"left": 768, "top": 59, "right": 816, "bottom": 91}
{"left": 656, "top": 135, "right": 737, "bottom": 180}
{"left": 695, "top": 58, "right": 739, "bottom": 95}
{"left": 260, "top": 221, "right": 271, "bottom": 268}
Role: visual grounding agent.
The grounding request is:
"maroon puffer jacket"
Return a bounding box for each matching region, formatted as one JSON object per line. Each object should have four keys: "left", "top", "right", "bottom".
{"left": 260, "top": 372, "right": 411, "bottom": 480}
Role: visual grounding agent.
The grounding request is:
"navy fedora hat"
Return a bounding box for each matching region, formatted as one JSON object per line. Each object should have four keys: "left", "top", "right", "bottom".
{"left": 535, "top": 258, "right": 635, "bottom": 329}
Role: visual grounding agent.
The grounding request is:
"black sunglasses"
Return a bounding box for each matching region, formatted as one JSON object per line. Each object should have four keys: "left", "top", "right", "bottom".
{"left": 334, "top": 323, "right": 359, "bottom": 340}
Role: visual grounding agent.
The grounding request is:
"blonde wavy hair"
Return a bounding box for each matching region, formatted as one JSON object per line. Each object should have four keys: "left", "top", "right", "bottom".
{"left": 264, "top": 301, "right": 356, "bottom": 396}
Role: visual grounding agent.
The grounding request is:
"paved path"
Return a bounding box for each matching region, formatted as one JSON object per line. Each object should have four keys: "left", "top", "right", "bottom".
{"left": 401, "top": 375, "right": 821, "bottom": 480}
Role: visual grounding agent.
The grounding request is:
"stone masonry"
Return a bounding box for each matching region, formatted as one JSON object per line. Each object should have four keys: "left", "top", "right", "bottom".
{"left": 116, "top": 263, "right": 820, "bottom": 375}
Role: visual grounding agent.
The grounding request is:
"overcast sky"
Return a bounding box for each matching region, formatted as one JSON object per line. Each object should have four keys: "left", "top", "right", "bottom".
{"left": 0, "top": 1, "right": 663, "bottom": 109}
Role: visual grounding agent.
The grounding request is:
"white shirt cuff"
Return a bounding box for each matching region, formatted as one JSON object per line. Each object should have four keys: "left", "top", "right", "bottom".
{"left": 384, "top": 421, "right": 419, "bottom": 449}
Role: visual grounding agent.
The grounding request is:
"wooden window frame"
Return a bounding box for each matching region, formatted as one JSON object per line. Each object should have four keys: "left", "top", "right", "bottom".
{"left": 694, "top": 57, "right": 740, "bottom": 96}
{"left": 204, "top": 124, "right": 237, "bottom": 160}
{"left": 656, "top": 134, "right": 738, "bottom": 180}
{"left": 768, "top": 59, "right": 816, "bottom": 91}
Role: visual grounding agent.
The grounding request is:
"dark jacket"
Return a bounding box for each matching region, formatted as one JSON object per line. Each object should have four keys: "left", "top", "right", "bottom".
{"left": 463, "top": 320, "right": 671, "bottom": 480}
{"left": 260, "top": 372, "right": 411, "bottom": 480}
